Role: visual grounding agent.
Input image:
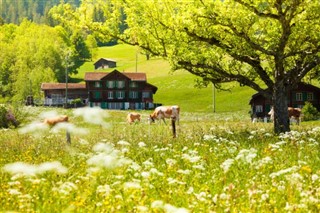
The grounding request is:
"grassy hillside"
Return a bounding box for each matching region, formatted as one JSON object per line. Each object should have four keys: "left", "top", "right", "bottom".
{"left": 72, "top": 44, "right": 256, "bottom": 113}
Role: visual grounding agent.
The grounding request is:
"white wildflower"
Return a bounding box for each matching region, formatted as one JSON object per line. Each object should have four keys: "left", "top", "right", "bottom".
{"left": 270, "top": 166, "right": 299, "bottom": 178}
{"left": 203, "top": 135, "right": 215, "bottom": 141}
{"left": 177, "top": 169, "right": 191, "bottom": 175}
{"left": 123, "top": 181, "right": 141, "bottom": 190}
{"left": 166, "top": 158, "right": 177, "bottom": 166}
{"left": 8, "top": 189, "right": 21, "bottom": 195}
{"left": 221, "top": 159, "right": 234, "bottom": 173}
{"left": 163, "top": 204, "right": 190, "bottom": 213}
{"left": 138, "top": 142, "right": 147, "bottom": 147}
{"left": 141, "top": 171, "right": 150, "bottom": 179}
{"left": 96, "top": 184, "right": 111, "bottom": 196}
{"left": 3, "top": 161, "right": 67, "bottom": 176}
{"left": 312, "top": 174, "right": 319, "bottom": 182}
{"left": 136, "top": 206, "right": 149, "bottom": 212}
{"left": 187, "top": 187, "right": 194, "bottom": 194}
{"left": 73, "top": 107, "right": 110, "bottom": 128}
{"left": 151, "top": 200, "right": 164, "bottom": 209}
{"left": 235, "top": 148, "right": 257, "bottom": 164}
{"left": 117, "top": 140, "right": 130, "bottom": 146}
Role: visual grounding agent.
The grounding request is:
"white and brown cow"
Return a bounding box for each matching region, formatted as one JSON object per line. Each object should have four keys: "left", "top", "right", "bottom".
{"left": 127, "top": 112, "right": 141, "bottom": 124}
{"left": 149, "top": 105, "right": 180, "bottom": 124}
{"left": 268, "top": 107, "right": 302, "bottom": 124}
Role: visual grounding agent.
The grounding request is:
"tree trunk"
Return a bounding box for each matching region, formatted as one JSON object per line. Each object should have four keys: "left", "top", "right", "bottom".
{"left": 273, "top": 82, "right": 290, "bottom": 134}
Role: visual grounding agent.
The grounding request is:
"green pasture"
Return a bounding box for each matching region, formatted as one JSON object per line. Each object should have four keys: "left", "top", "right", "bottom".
{"left": 72, "top": 44, "right": 256, "bottom": 114}
{"left": 1, "top": 106, "right": 320, "bottom": 212}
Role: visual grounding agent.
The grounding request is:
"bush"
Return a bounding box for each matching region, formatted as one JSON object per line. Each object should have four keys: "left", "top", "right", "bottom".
{"left": 0, "top": 104, "right": 24, "bottom": 128}
{"left": 301, "top": 102, "right": 319, "bottom": 121}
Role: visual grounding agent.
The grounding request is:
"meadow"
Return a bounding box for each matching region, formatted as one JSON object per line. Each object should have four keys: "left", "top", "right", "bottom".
{"left": 1, "top": 106, "right": 320, "bottom": 212}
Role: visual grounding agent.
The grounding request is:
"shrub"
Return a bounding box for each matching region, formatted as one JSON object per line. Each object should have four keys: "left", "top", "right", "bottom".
{"left": 301, "top": 102, "right": 319, "bottom": 121}
{"left": 0, "top": 104, "right": 24, "bottom": 128}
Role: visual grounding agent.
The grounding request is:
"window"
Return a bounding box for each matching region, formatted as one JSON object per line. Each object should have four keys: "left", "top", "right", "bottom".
{"left": 107, "top": 91, "right": 114, "bottom": 99}
{"left": 255, "top": 105, "right": 263, "bottom": 113}
{"left": 117, "top": 80, "right": 125, "bottom": 88}
{"left": 116, "top": 91, "right": 125, "bottom": 99}
{"left": 94, "top": 81, "right": 101, "bottom": 88}
{"left": 107, "top": 81, "right": 115, "bottom": 88}
{"left": 296, "top": 92, "right": 303, "bottom": 101}
{"left": 130, "top": 82, "right": 138, "bottom": 88}
{"left": 307, "top": 92, "right": 314, "bottom": 101}
{"left": 142, "top": 92, "right": 150, "bottom": 98}
{"left": 129, "top": 91, "right": 138, "bottom": 99}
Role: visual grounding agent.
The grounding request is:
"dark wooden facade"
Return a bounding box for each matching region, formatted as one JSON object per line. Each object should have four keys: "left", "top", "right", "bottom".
{"left": 94, "top": 58, "right": 117, "bottom": 70}
{"left": 249, "top": 83, "right": 320, "bottom": 119}
{"left": 85, "top": 70, "right": 158, "bottom": 110}
{"left": 41, "top": 70, "right": 159, "bottom": 109}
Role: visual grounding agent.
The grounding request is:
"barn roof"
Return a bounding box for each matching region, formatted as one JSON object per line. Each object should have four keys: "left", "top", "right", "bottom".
{"left": 93, "top": 58, "right": 117, "bottom": 65}
{"left": 41, "top": 83, "right": 86, "bottom": 90}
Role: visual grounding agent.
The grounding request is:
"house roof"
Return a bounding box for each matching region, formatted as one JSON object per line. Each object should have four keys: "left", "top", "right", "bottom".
{"left": 84, "top": 70, "right": 147, "bottom": 81}
{"left": 41, "top": 83, "right": 86, "bottom": 90}
{"left": 94, "top": 58, "right": 117, "bottom": 65}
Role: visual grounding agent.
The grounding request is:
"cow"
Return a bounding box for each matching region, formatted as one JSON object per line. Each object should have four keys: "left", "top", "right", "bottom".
{"left": 127, "top": 112, "right": 141, "bottom": 124}
{"left": 268, "top": 107, "right": 302, "bottom": 124}
{"left": 149, "top": 105, "right": 180, "bottom": 124}
{"left": 43, "top": 115, "right": 69, "bottom": 126}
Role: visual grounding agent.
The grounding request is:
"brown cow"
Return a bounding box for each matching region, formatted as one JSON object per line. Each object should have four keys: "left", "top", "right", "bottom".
{"left": 268, "top": 107, "right": 302, "bottom": 124}
{"left": 127, "top": 112, "right": 141, "bottom": 124}
{"left": 43, "top": 115, "right": 69, "bottom": 126}
{"left": 149, "top": 105, "right": 180, "bottom": 124}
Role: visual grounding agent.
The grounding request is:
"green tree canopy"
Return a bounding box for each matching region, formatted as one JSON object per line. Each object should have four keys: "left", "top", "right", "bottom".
{"left": 0, "top": 20, "right": 80, "bottom": 101}
{"left": 79, "top": 0, "right": 320, "bottom": 133}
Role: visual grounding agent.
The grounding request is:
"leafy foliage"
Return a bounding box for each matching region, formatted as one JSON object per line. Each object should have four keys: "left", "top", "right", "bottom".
{"left": 80, "top": 0, "right": 320, "bottom": 133}
{"left": 0, "top": 0, "right": 80, "bottom": 25}
{"left": 302, "top": 102, "right": 320, "bottom": 121}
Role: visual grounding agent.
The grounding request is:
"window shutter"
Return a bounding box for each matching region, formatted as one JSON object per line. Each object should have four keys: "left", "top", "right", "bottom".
{"left": 94, "top": 91, "right": 101, "bottom": 99}
{"left": 303, "top": 92, "right": 307, "bottom": 101}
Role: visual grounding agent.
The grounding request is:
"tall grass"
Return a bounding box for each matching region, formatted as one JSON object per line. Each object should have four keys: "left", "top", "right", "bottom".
{"left": 1, "top": 107, "right": 320, "bottom": 212}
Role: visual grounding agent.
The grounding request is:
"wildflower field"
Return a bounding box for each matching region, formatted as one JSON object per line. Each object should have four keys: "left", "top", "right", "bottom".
{"left": 1, "top": 107, "right": 320, "bottom": 212}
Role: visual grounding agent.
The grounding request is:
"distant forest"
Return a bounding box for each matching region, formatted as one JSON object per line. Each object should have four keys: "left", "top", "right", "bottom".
{"left": 0, "top": 0, "right": 80, "bottom": 25}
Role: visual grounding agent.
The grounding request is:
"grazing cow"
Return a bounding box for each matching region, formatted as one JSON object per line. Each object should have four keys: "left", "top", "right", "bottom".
{"left": 43, "top": 115, "right": 69, "bottom": 126}
{"left": 149, "top": 105, "right": 180, "bottom": 124}
{"left": 127, "top": 112, "right": 141, "bottom": 124}
{"left": 268, "top": 107, "right": 302, "bottom": 124}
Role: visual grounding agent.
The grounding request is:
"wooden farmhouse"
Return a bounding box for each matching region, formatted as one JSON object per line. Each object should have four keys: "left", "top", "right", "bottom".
{"left": 41, "top": 83, "right": 87, "bottom": 106}
{"left": 249, "top": 83, "right": 320, "bottom": 119}
{"left": 85, "top": 70, "right": 158, "bottom": 110}
{"left": 41, "top": 69, "right": 159, "bottom": 110}
{"left": 94, "top": 58, "right": 117, "bottom": 70}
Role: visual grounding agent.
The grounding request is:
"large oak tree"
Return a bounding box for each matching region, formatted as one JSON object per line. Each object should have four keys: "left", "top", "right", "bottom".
{"left": 79, "top": 0, "right": 320, "bottom": 133}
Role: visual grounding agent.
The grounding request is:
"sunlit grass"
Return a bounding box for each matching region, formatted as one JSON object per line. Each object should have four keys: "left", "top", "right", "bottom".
{"left": 1, "top": 107, "right": 320, "bottom": 212}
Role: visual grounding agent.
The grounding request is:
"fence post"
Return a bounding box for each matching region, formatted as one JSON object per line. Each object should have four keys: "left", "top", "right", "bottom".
{"left": 66, "top": 130, "right": 71, "bottom": 144}
{"left": 171, "top": 117, "right": 176, "bottom": 138}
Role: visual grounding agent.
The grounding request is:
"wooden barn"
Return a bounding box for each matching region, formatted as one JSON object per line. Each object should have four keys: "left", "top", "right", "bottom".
{"left": 249, "top": 83, "right": 320, "bottom": 120}
{"left": 94, "top": 58, "right": 117, "bottom": 70}
{"left": 85, "top": 69, "right": 159, "bottom": 110}
{"left": 41, "top": 83, "right": 88, "bottom": 106}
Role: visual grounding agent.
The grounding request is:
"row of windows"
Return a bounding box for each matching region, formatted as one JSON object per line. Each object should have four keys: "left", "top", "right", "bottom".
{"left": 254, "top": 92, "right": 315, "bottom": 113}
{"left": 94, "top": 81, "right": 138, "bottom": 89}
{"left": 92, "top": 91, "right": 151, "bottom": 99}
{"left": 295, "top": 92, "right": 313, "bottom": 101}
